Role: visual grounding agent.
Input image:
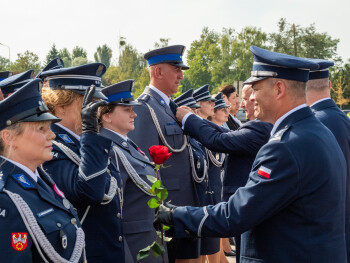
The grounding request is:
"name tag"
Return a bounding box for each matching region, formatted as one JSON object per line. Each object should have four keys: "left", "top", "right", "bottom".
{"left": 37, "top": 208, "right": 54, "bottom": 218}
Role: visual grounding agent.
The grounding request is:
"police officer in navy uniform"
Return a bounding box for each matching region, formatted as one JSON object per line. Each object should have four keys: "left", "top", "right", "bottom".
{"left": 176, "top": 83, "right": 272, "bottom": 262}
{"left": 0, "top": 69, "right": 34, "bottom": 98}
{"left": 128, "top": 45, "right": 201, "bottom": 263}
{"left": 0, "top": 79, "right": 86, "bottom": 262}
{"left": 98, "top": 79, "right": 165, "bottom": 263}
{"left": 174, "top": 89, "right": 221, "bottom": 262}
{"left": 155, "top": 46, "right": 348, "bottom": 263}
{"left": 306, "top": 59, "right": 350, "bottom": 261}
{"left": 40, "top": 63, "right": 125, "bottom": 263}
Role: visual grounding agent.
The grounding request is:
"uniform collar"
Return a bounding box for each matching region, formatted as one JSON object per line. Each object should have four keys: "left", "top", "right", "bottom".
{"left": 309, "top": 97, "right": 331, "bottom": 108}
{"left": 54, "top": 123, "right": 81, "bottom": 141}
{"left": 103, "top": 127, "right": 128, "bottom": 141}
{"left": 0, "top": 156, "right": 39, "bottom": 182}
{"left": 271, "top": 104, "right": 307, "bottom": 135}
{"left": 149, "top": 84, "right": 170, "bottom": 106}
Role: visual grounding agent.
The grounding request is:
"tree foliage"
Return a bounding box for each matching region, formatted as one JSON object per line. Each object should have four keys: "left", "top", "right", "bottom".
{"left": 94, "top": 44, "right": 113, "bottom": 68}
{"left": 11, "top": 51, "right": 41, "bottom": 74}
{"left": 58, "top": 48, "right": 72, "bottom": 67}
{"left": 269, "top": 18, "right": 340, "bottom": 60}
{"left": 72, "top": 46, "right": 87, "bottom": 59}
{"left": 45, "top": 44, "right": 60, "bottom": 65}
{"left": 0, "top": 56, "right": 10, "bottom": 71}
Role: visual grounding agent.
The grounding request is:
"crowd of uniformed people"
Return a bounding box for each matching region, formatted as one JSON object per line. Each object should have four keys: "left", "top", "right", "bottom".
{"left": 0, "top": 43, "right": 349, "bottom": 263}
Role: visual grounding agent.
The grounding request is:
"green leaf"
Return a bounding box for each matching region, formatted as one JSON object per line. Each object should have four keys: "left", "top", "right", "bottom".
{"left": 151, "top": 242, "right": 165, "bottom": 257}
{"left": 163, "top": 225, "right": 170, "bottom": 231}
{"left": 152, "top": 180, "right": 162, "bottom": 191}
{"left": 148, "top": 198, "right": 160, "bottom": 208}
{"left": 155, "top": 188, "right": 168, "bottom": 201}
{"left": 156, "top": 230, "right": 172, "bottom": 242}
{"left": 146, "top": 175, "right": 157, "bottom": 184}
{"left": 137, "top": 245, "right": 151, "bottom": 260}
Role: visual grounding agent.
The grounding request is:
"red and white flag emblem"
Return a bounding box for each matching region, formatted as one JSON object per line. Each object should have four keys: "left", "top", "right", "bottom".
{"left": 53, "top": 184, "right": 65, "bottom": 198}
{"left": 12, "top": 232, "right": 28, "bottom": 251}
{"left": 258, "top": 166, "right": 271, "bottom": 179}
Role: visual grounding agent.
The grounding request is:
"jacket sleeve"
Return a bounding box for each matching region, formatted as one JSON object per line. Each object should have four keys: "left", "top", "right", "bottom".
{"left": 184, "top": 115, "right": 271, "bottom": 155}
{"left": 172, "top": 142, "right": 299, "bottom": 238}
{"left": 43, "top": 132, "right": 113, "bottom": 205}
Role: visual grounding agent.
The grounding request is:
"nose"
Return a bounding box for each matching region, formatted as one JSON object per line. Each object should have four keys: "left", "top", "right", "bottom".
{"left": 240, "top": 100, "right": 244, "bottom": 108}
{"left": 249, "top": 91, "right": 256, "bottom": 102}
{"left": 48, "top": 128, "right": 56, "bottom": 140}
{"left": 178, "top": 70, "right": 184, "bottom": 80}
{"left": 132, "top": 109, "right": 137, "bottom": 118}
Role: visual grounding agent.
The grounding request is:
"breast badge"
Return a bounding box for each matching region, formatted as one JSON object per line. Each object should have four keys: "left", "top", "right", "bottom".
{"left": 12, "top": 232, "right": 28, "bottom": 251}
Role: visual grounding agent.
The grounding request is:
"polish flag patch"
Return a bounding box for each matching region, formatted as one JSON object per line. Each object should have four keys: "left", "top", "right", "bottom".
{"left": 258, "top": 166, "right": 271, "bottom": 179}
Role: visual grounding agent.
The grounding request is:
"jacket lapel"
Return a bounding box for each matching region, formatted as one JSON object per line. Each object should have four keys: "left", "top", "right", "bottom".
{"left": 2, "top": 159, "right": 68, "bottom": 211}
{"left": 144, "top": 87, "right": 177, "bottom": 121}
{"left": 50, "top": 123, "right": 80, "bottom": 154}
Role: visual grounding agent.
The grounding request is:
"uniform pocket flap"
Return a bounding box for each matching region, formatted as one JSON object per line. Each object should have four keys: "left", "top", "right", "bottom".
{"left": 165, "top": 124, "right": 182, "bottom": 135}
{"left": 163, "top": 177, "right": 179, "bottom": 191}
{"left": 123, "top": 219, "right": 154, "bottom": 234}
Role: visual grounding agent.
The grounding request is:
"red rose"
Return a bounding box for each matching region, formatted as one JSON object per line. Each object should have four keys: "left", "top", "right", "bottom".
{"left": 149, "top": 145, "right": 172, "bottom": 165}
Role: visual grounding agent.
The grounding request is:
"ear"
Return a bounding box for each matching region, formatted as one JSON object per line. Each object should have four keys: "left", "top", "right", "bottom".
{"left": 154, "top": 66, "right": 163, "bottom": 79}
{"left": 275, "top": 80, "right": 287, "bottom": 100}
{"left": 102, "top": 112, "right": 112, "bottom": 123}
{"left": 1, "top": 129, "right": 14, "bottom": 147}
{"left": 328, "top": 80, "right": 332, "bottom": 91}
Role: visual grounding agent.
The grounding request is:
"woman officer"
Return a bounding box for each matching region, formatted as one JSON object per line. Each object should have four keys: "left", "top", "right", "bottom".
{"left": 40, "top": 63, "right": 126, "bottom": 263}
{"left": 98, "top": 80, "right": 164, "bottom": 263}
{"left": 0, "top": 79, "right": 85, "bottom": 262}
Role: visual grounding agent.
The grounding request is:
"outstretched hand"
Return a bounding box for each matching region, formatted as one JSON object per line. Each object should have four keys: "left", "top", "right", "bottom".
{"left": 81, "top": 85, "right": 107, "bottom": 134}
{"left": 176, "top": 106, "right": 192, "bottom": 123}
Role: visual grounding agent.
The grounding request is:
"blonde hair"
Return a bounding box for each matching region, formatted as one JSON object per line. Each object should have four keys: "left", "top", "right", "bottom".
{"left": 41, "top": 85, "right": 83, "bottom": 115}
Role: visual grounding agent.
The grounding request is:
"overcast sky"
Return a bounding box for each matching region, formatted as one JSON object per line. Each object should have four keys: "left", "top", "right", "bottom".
{"left": 1, "top": 0, "right": 349, "bottom": 65}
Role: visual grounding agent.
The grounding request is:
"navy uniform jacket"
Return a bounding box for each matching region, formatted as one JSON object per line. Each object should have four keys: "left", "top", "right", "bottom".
{"left": 173, "top": 107, "right": 347, "bottom": 263}
{"left": 0, "top": 158, "right": 83, "bottom": 262}
{"left": 184, "top": 115, "right": 272, "bottom": 201}
{"left": 311, "top": 98, "right": 350, "bottom": 260}
{"left": 128, "top": 87, "right": 199, "bottom": 207}
{"left": 128, "top": 86, "right": 200, "bottom": 260}
{"left": 99, "top": 128, "right": 163, "bottom": 263}
{"left": 42, "top": 124, "right": 124, "bottom": 263}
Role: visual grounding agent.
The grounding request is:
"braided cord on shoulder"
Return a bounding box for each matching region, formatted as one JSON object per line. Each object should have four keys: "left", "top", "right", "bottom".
{"left": 4, "top": 189, "right": 85, "bottom": 263}
{"left": 144, "top": 102, "right": 187, "bottom": 153}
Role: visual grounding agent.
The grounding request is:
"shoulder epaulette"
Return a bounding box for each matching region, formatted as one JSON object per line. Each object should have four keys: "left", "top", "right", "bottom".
{"left": 269, "top": 125, "right": 291, "bottom": 142}
{"left": 137, "top": 94, "right": 150, "bottom": 102}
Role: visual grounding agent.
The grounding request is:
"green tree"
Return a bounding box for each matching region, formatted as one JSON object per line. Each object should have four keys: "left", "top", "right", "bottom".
{"left": 103, "top": 43, "right": 148, "bottom": 97}
{"left": 72, "top": 46, "right": 87, "bottom": 60}
{"left": 185, "top": 27, "right": 220, "bottom": 91}
{"left": 59, "top": 48, "right": 72, "bottom": 67}
{"left": 45, "top": 44, "right": 60, "bottom": 65}
{"left": 269, "top": 18, "right": 340, "bottom": 60}
{"left": 154, "top": 38, "right": 170, "bottom": 49}
{"left": 71, "top": 57, "right": 88, "bottom": 67}
{"left": 230, "top": 26, "right": 268, "bottom": 83}
{"left": 0, "top": 56, "right": 10, "bottom": 71}
{"left": 11, "top": 51, "right": 41, "bottom": 74}
{"left": 94, "top": 44, "right": 113, "bottom": 68}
